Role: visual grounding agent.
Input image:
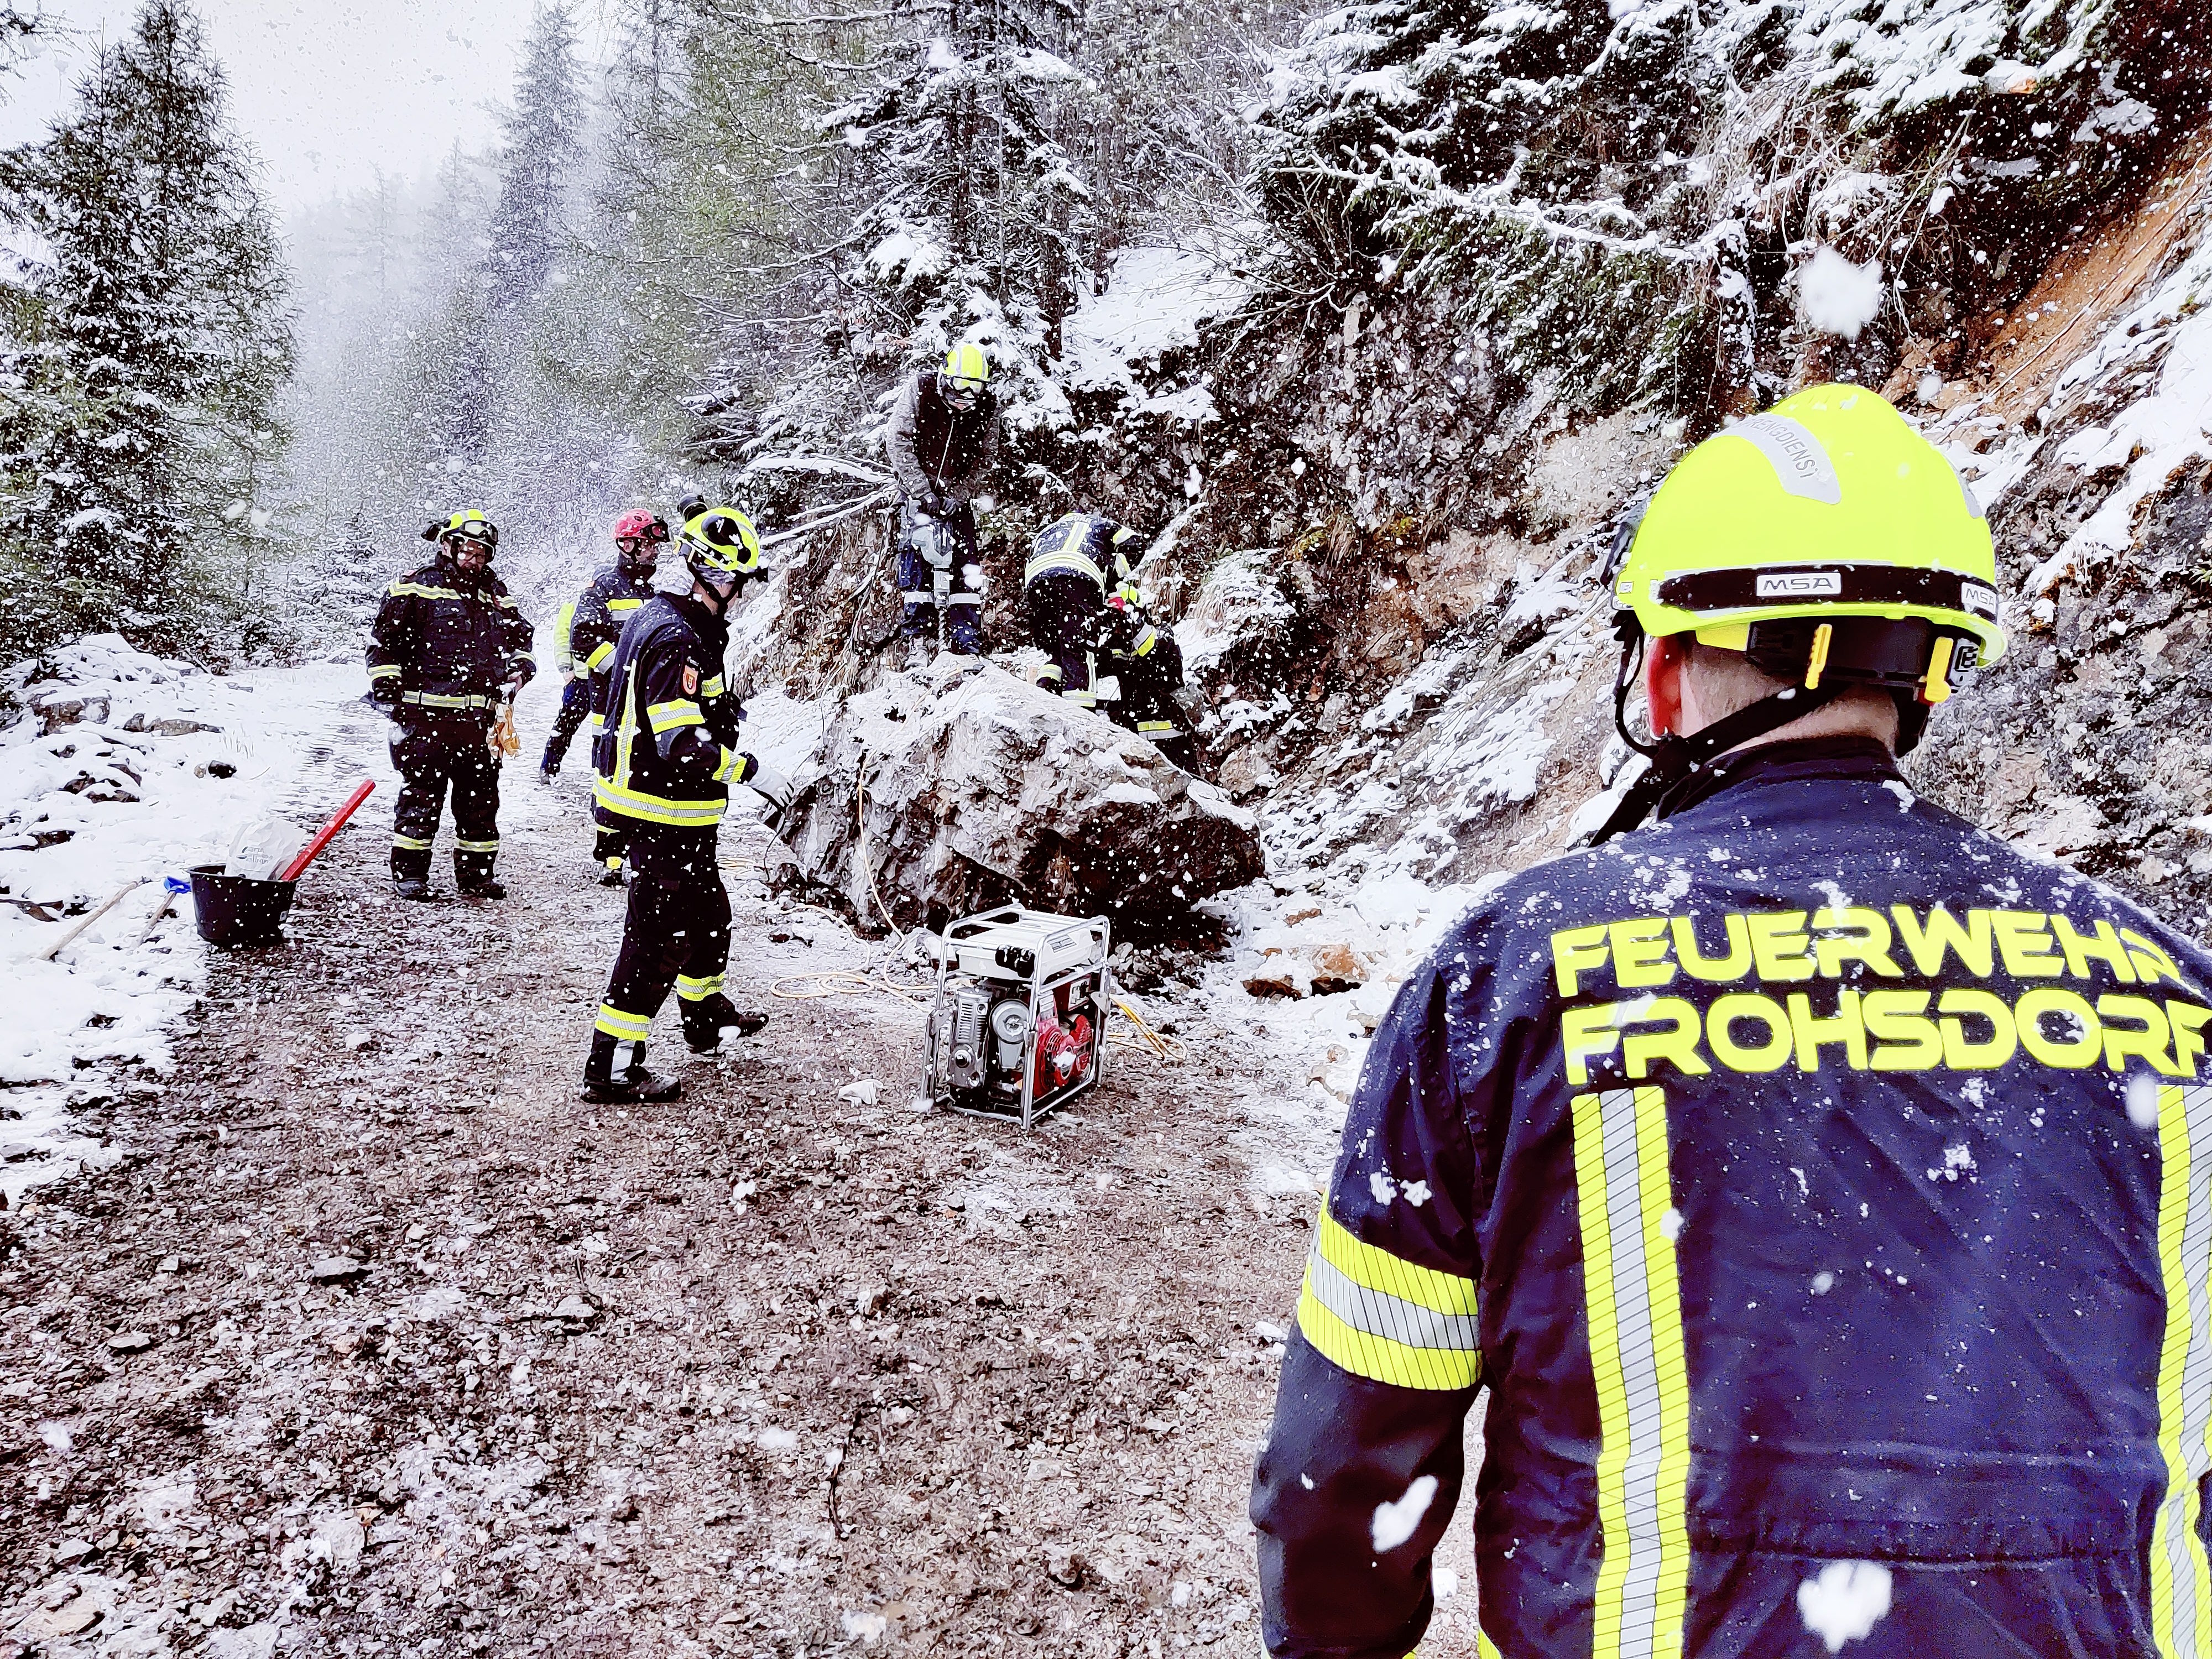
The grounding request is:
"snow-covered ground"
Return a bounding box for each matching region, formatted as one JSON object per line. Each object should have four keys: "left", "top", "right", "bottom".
{"left": 0, "top": 637, "right": 578, "bottom": 1207}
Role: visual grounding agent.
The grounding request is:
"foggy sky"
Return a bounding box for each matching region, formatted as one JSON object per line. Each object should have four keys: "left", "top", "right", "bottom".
{"left": 0, "top": 1, "right": 615, "bottom": 220}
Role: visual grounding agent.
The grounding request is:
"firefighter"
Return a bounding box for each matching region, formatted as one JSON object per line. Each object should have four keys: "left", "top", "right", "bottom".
{"left": 536, "top": 593, "right": 588, "bottom": 784}
{"left": 570, "top": 509, "right": 670, "bottom": 877}
{"left": 1251, "top": 385, "right": 2212, "bottom": 1657}
{"left": 582, "top": 504, "right": 789, "bottom": 1104}
{"left": 886, "top": 343, "right": 997, "bottom": 662}
{"left": 367, "top": 509, "right": 534, "bottom": 901}
{"left": 1023, "top": 512, "right": 1197, "bottom": 770}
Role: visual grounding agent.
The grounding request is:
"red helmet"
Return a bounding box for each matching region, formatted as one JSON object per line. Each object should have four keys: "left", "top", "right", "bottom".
{"left": 613, "top": 510, "right": 669, "bottom": 547}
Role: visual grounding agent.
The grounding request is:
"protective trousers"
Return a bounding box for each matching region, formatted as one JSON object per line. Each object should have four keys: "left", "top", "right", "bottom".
{"left": 896, "top": 499, "right": 983, "bottom": 653}
{"left": 1114, "top": 653, "right": 1198, "bottom": 771}
{"left": 1024, "top": 571, "right": 1103, "bottom": 706}
{"left": 389, "top": 717, "right": 502, "bottom": 888}
{"left": 591, "top": 826, "right": 731, "bottom": 1068}
{"left": 540, "top": 678, "right": 592, "bottom": 773}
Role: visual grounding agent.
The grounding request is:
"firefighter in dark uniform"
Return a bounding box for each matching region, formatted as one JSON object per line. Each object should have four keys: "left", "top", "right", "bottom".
{"left": 367, "top": 509, "right": 534, "bottom": 901}
{"left": 545, "top": 512, "right": 667, "bottom": 784}
{"left": 582, "top": 505, "right": 790, "bottom": 1104}
{"left": 561, "top": 509, "right": 670, "bottom": 879}
{"left": 886, "top": 343, "right": 997, "bottom": 660}
{"left": 1023, "top": 512, "right": 1197, "bottom": 770}
{"left": 1252, "top": 385, "right": 2212, "bottom": 1657}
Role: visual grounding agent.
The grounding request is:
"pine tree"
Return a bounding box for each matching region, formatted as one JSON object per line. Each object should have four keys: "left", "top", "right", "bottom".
{"left": 0, "top": 0, "right": 292, "bottom": 658}
{"left": 484, "top": 3, "right": 585, "bottom": 316}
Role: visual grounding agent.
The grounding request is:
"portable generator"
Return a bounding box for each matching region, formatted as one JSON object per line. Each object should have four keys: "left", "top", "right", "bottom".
{"left": 924, "top": 906, "right": 1112, "bottom": 1128}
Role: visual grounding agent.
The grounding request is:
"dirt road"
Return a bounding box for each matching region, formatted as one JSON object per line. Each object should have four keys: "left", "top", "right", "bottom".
{"left": 0, "top": 748, "right": 1454, "bottom": 1656}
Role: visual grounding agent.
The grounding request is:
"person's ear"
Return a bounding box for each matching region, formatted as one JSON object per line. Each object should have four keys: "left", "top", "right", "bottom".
{"left": 1644, "top": 633, "right": 1691, "bottom": 739}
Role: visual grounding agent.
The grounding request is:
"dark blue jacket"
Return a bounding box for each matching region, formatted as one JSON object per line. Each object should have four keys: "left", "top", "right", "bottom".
{"left": 590, "top": 593, "right": 775, "bottom": 834}
{"left": 1252, "top": 737, "right": 2212, "bottom": 1659}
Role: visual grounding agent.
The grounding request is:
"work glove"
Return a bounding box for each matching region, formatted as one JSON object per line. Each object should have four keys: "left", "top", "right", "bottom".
{"left": 740, "top": 758, "right": 792, "bottom": 811}
{"left": 920, "top": 489, "right": 949, "bottom": 520}
{"left": 505, "top": 661, "right": 535, "bottom": 692}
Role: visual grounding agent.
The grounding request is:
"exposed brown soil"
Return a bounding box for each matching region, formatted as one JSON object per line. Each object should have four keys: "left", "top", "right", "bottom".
{"left": 0, "top": 771, "right": 1378, "bottom": 1658}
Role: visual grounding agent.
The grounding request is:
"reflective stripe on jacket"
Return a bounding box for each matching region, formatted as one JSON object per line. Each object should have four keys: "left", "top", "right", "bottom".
{"left": 1024, "top": 513, "right": 1135, "bottom": 592}
{"left": 1252, "top": 736, "right": 2212, "bottom": 1659}
{"left": 589, "top": 592, "right": 750, "bottom": 831}
{"left": 366, "top": 557, "right": 533, "bottom": 713}
{"left": 551, "top": 600, "right": 577, "bottom": 679}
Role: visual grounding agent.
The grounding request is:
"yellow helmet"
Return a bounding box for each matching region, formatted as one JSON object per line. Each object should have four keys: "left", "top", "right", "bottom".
{"left": 940, "top": 342, "right": 990, "bottom": 410}
{"left": 1590, "top": 386, "right": 2005, "bottom": 845}
{"left": 1611, "top": 384, "right": 2006, "bottom": 696}
{"left": 678, "top": 505, "right": 762, "bottom": 582}
{"left": 425, "top": 508, "right": 498, "bottom": 551}
{"left": 943, "top": 342, "right": 989, "bottom": 387}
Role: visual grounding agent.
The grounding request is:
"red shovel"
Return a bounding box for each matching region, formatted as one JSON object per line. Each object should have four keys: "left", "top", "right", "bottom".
{"left": 278, "top": 779, "right": 377, "bottom": 884}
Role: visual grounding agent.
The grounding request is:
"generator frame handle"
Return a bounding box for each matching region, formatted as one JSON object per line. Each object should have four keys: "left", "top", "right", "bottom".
{"left": 926, "top": 911, "right": 1114, "bottom": 1129}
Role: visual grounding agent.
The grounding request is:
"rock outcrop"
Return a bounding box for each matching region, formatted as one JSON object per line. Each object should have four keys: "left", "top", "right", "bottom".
{"left": 776, "top": 661, "right": 1265, "bottom": 935}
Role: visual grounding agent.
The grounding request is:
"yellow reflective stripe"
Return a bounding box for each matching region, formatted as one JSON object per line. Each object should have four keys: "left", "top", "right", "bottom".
{"left": 595, "top": 1004, "right": 651, "bottom": 1040}
{"left": 1572, "top": 1086, "right": 1691, "bottom": 1659}
{"left": 608, "top": 597, "right": 645, "bottom": 612}
{"left": 1135, "top": 721, "right": 1175, "bottom": 735}
{"left": 1024, "top": 550, "right": 1105, "bottom": 586}
{"left": 592, "top": 778, "right": 726, "bottom": 828}
{"left": 676, "top": 974, "right": 724, "bottom": 1001}
{"left": 586, "top": 711, "right": 604, "bottom": 733}
{"left": 1060, "top": 689, "right": 1096, "bottom": 707}
{"left": 2151, "top": 1081, "right": 2212, "bottom": 1659}
{"left": 400, "top": 691, "right": 494, "bottom": 709}
{"left": 646, "top": 698, "right": 705, "bottom": 734}
{"left": 712, "top": 746, "right": 742, "bottom": 784}
{"left": 391, "top": 834, "right": 433, "bottom": 851}
{"left": 584, "top": 642, "right": 615, "bottom": 671}
{"left": 387, "top": 582, "right": 473, "bottom": 601}
{"left": 367, "top": 663, "right": 400, "bottom": 679}
{"left": 455, "top": 838, "right": 499, "bottom": 852}
{"left": 1134, "top": 627, "right": 1158, "bottom": 655}
{"left": 497, "top": 594, "right": 520, "bottom": 609}
{"left": 1292, "top": 1207, "right": 1480, "bottom": 1391}
{"left": 701, "top": 674, "right": 726, "bottom": 698}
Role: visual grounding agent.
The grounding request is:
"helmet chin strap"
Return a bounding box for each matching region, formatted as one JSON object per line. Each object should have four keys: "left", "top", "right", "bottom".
{"left": 1590, "top": 624, "right": 1845, "bottom": 846}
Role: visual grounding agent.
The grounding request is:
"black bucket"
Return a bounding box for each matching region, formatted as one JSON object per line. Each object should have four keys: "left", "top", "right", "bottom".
{"left": 189, "top": 863, "right": 296, "bottom": 947}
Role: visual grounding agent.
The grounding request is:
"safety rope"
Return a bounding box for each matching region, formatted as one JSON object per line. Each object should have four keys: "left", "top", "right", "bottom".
{"left": 768, "top": 969, "right": 933, "bottom": 1006}
{"left": 855, "top": 753, "right": 906, "bottom": 947}
{"left": 1107, "top": 995, "right": 1187, "bottom": 1063}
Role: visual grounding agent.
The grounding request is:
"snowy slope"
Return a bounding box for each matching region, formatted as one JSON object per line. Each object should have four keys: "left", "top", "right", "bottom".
{"left": 0, "top": 640, "right": 582, "bottom": 1207}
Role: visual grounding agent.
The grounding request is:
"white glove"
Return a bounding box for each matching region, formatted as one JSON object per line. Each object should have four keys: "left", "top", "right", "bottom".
{"left": 742, "top": 759, "right": 792, "bottom": 810}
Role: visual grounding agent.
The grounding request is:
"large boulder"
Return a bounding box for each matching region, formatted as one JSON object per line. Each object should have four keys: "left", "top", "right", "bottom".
{"left": 776, "top": 661, "right": 1264, "bottom": 934}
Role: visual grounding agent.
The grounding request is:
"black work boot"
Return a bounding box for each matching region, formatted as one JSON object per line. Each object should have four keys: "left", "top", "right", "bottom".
{"left": 392, "top": 846, "right": 433, "bottom": 901}
{"left": 581, "top": 1031, "right": 682, "bottom": 1104}
{"left": 681, "top": 993, "right": 769, "bottom": 1054}
{"left": 456, "top": 849, "right": 505, "bottom": 900}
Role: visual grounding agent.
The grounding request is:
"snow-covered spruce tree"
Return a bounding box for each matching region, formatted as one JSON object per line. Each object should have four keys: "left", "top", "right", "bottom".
{"left": 0, "top": 0, "right": 292, "bottom": 661}
{"left": 382, "top": 5, "right": 617, "bottom": 593}
{"left": 841, "top": 4, "right": 1097, "bottom": 401}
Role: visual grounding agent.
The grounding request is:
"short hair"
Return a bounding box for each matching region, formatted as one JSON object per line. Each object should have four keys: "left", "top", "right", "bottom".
{"left": 1681, "top": 639, "right": 1900, "bottom": 745}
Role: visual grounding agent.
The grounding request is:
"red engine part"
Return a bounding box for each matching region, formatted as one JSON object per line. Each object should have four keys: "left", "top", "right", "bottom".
{"left": 1031, "top": 1011, "right": 1094, "bottom": 1097}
